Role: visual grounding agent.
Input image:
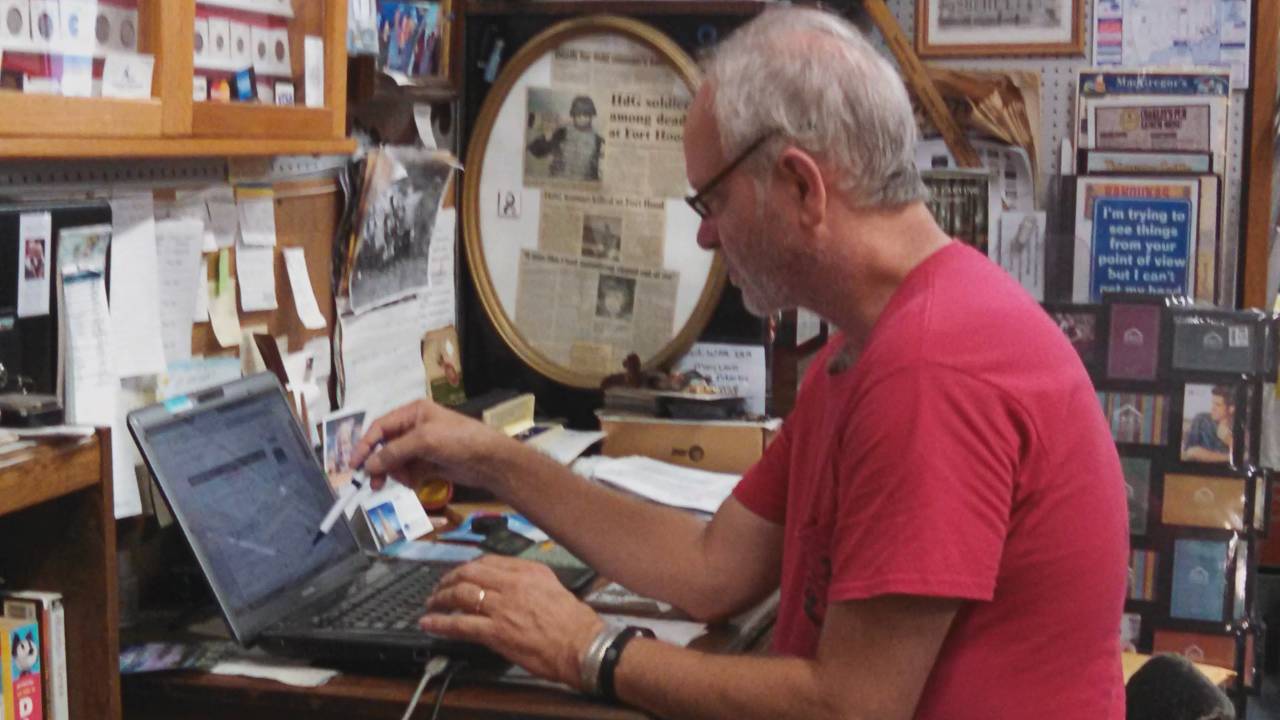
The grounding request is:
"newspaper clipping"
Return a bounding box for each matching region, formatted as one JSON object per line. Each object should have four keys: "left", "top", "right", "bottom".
{"left": 536, "top": 189, "right": 666, "bottom": 267}
{"left": 514, "top": 249, "right": 678, "bottom": 373}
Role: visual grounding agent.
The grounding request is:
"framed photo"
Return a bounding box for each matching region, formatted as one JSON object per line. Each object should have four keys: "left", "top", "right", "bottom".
{"left": 1178, "top": 383, "right": 1238, "bottom": 466}
{"left": 1170, "top": 309, "right": 1263, "bottom": 375}
{"left": 1045, "top": 303, "right": 1102, "bottom": 370}
{"left": 1121, "top": 456, "right": 1153, "bottom": 536}
{"left": 916, "top": 0, "right": 1085, "bottom": 58}
{"left": 1099, "top": 391, "right": 1169, "bottom": 446}
{"left": 1106, "top": 301, "right": 1162, "bottom": 381}
{"left": 1161, "top": 473, "right": 1245, "bottom": 530}
{"left": 1169, "top": 538, "right": 1230, "bottom": 622}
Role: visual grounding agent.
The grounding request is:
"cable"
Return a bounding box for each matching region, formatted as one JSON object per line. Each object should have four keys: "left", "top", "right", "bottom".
{"left": 400, "top": 656, "right": 451, "bottom": 720}
{"left": 428, "top": 661, "right": 464, "bottom": 720}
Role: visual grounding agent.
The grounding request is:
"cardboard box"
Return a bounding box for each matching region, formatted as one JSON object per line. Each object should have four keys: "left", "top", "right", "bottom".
{"left": 598, "top": 413, "right": 780, "bottom": 475}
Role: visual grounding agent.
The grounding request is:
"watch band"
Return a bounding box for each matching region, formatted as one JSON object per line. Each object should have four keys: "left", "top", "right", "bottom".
{"left": 579, "top": 624, "right": 623, "bottom": 696}
{"left": 597, "top": 626, "right": 655, "bottom": 703}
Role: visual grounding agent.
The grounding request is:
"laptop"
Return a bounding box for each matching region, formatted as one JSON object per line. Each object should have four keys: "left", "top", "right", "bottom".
{"left": 128, "top": 373, "right": 536, "bottom": 668}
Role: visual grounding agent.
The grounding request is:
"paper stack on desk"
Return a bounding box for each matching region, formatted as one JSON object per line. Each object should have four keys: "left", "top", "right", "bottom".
{"left": 584, "top": 456, "right": 739, "bottom": 514}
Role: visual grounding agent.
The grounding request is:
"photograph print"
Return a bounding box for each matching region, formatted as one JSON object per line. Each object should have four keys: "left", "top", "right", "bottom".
{"left": 917, "top": 0, "right": 1083, "bottom": 57}
{"left": 595, "top": 274, "right": 635, "bottom": 321}
{"left": 323, "top": 409, "right": 366, "bottom": 491}
{"left": 23, "top": 238, "right": 45, "bottom": 280}
{"left": 581, "top": 214, "right": 622, "bottom": 262}
{"left": 1180, "top": 383, "right": 1236, "bottom": 466}
{"left": 368, "top": 500, "right": 406, "bottom": 548}
{"left": 350, "top": 147, "right": 453, "bottom": 314}
{"left": 524, "top": 87, "right": 605, "bottom": 186}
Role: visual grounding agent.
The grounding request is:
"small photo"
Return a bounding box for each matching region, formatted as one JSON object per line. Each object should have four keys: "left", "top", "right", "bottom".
{"left": 1180, "top": 383, "right": 1236, "bottom": 465}
{"left": 595, "top": 275, "right": 635, "bottom": 321}
{"left": 1120, "top": 457, "right": 1151, "bottom": 536}
{"left": 1050, "top": 310, "right": 1098, "bottom": 366}
{"left": 422, "top": 325, "right": 465, "bottom": 406}
{"left": 1106, "top": 303, "right": 1161, "bottom": 381}
{"left": 524, "top": 87, "right": 605, "bottom": 185}
{"left": 23, "top": 238, "right": 45, "bottom": 280}
{"left": 368, "top": 500, "right": 406, "bottom": 547}
{"left": 1120, "top": 613, "right": 1142, "bottom": 653}
{"left": 581, "top": 214, "right": 622, "bottom": 261}
{"left": 1098, "top": 392, "right": 1169, "bottom": 446}
{"left": 322, "top": 410, "right": 366, "bottom": 491}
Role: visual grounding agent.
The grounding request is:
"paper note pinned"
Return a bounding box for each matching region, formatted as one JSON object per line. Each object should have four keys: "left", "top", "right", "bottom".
{"left": 155, "top": 219, "right": 204, "bottom": 363}
{"left": 209, "top": 254, "right": 243, "bottom": 348}
{"left": 304, "top": 36, "right": 324, "bottom": 108}
{"left": 236, "top": 246, "right": 277, "bottom": 312}
{"left": 282, "top": 246, "right": 327, "bottom": 329}
{"left": 205, "top": 186, "right": 239, "bottom": 249}
{"left": 235, "top": 187, "right": 277, "bottom": 247}
{"left": 16, "top": 212, "right": 51, "bottom": 318}
{"left": 109, "top": 193, "right": 167, "bottom": 378}
{"left": 194, "top": 258, "right": 210, "bottom": 322}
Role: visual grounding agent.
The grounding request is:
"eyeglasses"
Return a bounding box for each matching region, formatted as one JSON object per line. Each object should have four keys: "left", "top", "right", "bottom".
{"left": 685, "top": 131, "right": 778, "bottom": 219}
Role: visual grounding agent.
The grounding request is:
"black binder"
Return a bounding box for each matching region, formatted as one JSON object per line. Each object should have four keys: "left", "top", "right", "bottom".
{"left": 0, "top": 200, "right": 112, "bottom": 398}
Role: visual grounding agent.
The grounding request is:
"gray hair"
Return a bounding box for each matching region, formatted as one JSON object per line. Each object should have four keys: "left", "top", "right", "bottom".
{"left": 703, "top": 6, "right": 927, "bottom": 209}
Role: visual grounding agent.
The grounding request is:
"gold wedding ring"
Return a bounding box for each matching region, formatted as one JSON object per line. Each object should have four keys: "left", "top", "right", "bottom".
{"left": 474, "top": 588, "right": 487, "bottom": 615}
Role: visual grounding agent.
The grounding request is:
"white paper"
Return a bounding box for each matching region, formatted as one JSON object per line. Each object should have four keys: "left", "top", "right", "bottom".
{"left": 591, "top": 456, "right": 739, "bottom": 515}
{"left": 154, "top": 219, "right": 204, "bottom": 362}
{"left": 210, "top": 658, "right": 338, "bottom": 688}
{"left": 422, "top": 208, "right": 457, "bottom": 331}
{"left": 600, "top": 614, "right": 706, "bottom": 648}
{"left": 525, "top": 428, "right": 605, "bottom": 465}
{"left": 413, "top": 103, "right": 437, "bottom": 149}
{"left": 159, "top": 356, "right": 242, "bottom": 400}
{"left": 172, "top": 190, "right": 218, "bottom": 252}
{"left": 282, "top": 247, "right": 327, "bottom": 330}
{"left": 111, "top": 377, "right": 151, "bottom": 519}
{"left": 101, "top": 52, "right": 154, "bottom": 99}
{"left": 338, "top": 294, "right": 432, "bottom": 422}
{"left": 108, "top": 194, "right": 167, "bottom": 377}
{"left": 304, "top": 36, "right": 324, "bottom": 108}
{"left": 674, "top": 343, "right": 767, "bottom": 416}
{"left": 361, "top": 479, "right": 433, "bottom": 546}
{"left": 194, "top": 258, "right": 210, "bottom": 322}
{"left": 796, "top": 308, "right": 823, "bottom": 347}
{"left": 209, "top": 277, "right": 243, "bottom": 348}
{"left": 204, "top": 186, "right": 239, "bottom": 249}
{"left": 236, "top": 191, "right": 277, "bottom": 247}
{"left": 62, "top": 277, "right": 116, "bottom": 427}
{"left": 16, "top": 212, "right": 51, "bottom": 318}
{"left": 58, "top": 56, "right": 93, "bottom": 97}
{"left": 1092, "top": 0, "right": 1251, "bottom": 89}
{"left": 236, "top": 245, "right": 277, "bottom": 312}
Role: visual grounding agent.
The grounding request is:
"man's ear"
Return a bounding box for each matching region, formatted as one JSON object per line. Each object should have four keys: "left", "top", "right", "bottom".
{"left": 775, "top": 148, "right": 827, "bottom": 227}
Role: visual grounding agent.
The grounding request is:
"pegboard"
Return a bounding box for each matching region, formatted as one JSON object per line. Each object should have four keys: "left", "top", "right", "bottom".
{"left": 883, "top": 0, "right": 1248, "bottom": 306}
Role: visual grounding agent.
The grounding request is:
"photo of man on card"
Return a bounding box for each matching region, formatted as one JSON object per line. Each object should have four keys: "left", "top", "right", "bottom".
{"left": 1181, "top": 384, "right": 1235, "bottom": 465}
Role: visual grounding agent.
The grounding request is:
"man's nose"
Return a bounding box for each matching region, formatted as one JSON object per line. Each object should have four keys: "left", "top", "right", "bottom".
{"left": 696, "top": 217, "right": 720, "bottom": 250}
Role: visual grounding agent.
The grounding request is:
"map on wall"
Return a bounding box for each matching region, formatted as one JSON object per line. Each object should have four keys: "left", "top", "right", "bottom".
{"left": 1093, "top": 0, "right": 1252, "bottom": 89}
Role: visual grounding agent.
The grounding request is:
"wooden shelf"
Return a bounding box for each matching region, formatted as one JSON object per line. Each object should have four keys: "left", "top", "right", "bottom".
{"left": 0, "top": 136, "right": 356, "bottom": 159}
{"left": 0, "top": 437, "right": 100, "bottom": 515}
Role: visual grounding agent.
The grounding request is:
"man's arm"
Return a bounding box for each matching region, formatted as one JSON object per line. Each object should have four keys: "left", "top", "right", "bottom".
{"left": 421, "top": 574, "right": 960, "bottom": 720}
{"left": 355, "top": 400, "right": 783, "bottom": 620}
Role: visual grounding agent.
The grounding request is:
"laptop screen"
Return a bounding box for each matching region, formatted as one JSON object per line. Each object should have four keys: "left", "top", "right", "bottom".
{"left": 130, "top": 374, "right": 362, "bottom": 639}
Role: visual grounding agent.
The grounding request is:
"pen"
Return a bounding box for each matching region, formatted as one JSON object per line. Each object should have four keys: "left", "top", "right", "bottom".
{"left": 311, "top": 441, "right": 384, "bottom": 546}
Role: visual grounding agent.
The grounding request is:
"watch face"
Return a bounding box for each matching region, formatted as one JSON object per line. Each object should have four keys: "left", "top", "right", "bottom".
{"left": 36, "top": 11, "right": 52, "bottom": 39}
{"left": 120, "top": 18, "right": 135, "bottom": 48}
{"left": 95, "top": 12, "right": 110, "bottom": 43}
{"left": 275, "top": 40, "right": 286, "bottom": 62}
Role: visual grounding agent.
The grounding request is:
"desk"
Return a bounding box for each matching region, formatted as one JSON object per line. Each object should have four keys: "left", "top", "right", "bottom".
{"left": 122, "top": 614, "right": 771, "bottom": 720}
{"left": 1121, "top": 651, "right": 1236, "bottom": 689}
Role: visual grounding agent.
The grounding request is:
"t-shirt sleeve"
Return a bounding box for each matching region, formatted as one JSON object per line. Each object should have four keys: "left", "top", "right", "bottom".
{"left": 829, "top": 364, "right": 1028, "bottom": 603}
{"left": 733, "top": 418, "right": 791, "bottom": 526}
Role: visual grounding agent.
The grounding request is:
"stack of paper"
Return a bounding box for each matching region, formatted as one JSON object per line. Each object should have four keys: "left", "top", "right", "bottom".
{"left": 588, "top": 456, "right": 739, "bottom": 514}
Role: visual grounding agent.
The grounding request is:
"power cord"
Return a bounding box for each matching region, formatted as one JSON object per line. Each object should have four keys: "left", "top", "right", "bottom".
{"left": 400, "top": 656, "right": 452, "bottom": 720}
{"left": 428, "top": 661, "right": 464, "bottom": 720}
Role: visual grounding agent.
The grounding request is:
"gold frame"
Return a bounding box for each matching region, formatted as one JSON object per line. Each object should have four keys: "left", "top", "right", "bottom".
{"left": 915, "top": 0, "right": 1085, "bottom": 58}
{"left": 462, "top": 15, "right": 727, "bottom": 390}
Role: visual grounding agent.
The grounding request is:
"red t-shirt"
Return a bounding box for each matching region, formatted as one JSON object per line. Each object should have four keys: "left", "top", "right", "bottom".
{"left": 734, "top": 243, "right": 1127, "bottom": 718}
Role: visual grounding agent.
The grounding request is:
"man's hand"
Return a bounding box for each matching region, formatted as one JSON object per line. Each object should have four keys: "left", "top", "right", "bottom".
{"left": 419, "top": 555, "right": 605, "bottom": 688}
{"left": 350, "top": 399, "right": 512, "bottom": 491}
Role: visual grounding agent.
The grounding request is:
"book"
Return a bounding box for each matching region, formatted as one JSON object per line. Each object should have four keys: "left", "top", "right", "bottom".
{"left": 1, "top": 594, "right": 63, "bottom": 720}
{"left": 0, "top": 617, "right": 42, "bottom": 720}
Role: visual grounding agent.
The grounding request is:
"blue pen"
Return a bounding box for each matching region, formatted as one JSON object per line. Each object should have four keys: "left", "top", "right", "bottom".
{"left": 311, "top": 441, "right": 383, "bottom": 546}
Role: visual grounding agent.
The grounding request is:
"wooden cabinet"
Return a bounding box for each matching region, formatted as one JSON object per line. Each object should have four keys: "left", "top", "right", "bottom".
{"left": 0, "top": 0, "right": 352, "bottom": 158}
{"left": 0, "top": 431, "right": 120, "bottom": 720}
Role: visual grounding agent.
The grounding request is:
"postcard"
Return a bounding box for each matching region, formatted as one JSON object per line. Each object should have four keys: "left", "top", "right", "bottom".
{"left": 1179, "top": 383, "right": 1237, "bottom": 466}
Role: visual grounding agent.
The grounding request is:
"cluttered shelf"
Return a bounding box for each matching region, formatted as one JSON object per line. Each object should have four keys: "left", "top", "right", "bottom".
{"left": 0, "top": 432, "right": 100, "bottom": 516}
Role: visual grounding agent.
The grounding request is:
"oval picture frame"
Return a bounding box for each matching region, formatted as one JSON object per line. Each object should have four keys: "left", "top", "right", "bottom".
{"left": 462, "top": 15, "right": 726, "bottom": 389}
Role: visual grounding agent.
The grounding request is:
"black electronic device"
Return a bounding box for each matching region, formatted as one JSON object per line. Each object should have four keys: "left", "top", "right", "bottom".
{"left": 479, "top": 528, "right": 535, "bottom": 557}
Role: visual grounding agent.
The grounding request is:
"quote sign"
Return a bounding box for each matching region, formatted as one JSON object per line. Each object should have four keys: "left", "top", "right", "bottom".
{"left": 1090, "top": 198, "right": 1194, "bottom": 301}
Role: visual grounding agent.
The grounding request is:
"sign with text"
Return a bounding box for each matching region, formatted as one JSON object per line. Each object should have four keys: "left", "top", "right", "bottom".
{"left": 674, "top": 342, "right": 766, "bottom": 416}
{"left": 1090, "top": 198, "right": 1194, "bottom": 299}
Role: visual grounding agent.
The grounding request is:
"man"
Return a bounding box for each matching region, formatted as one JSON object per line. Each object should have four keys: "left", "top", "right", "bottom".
{"left": 1182, "top": 385, "right": 1235, "bottom": 463}
{"left": 527, "top": 94, "right": 605, "bottom": 181}
{"left": 353, "top": 7, "right": 1127, "bottom": 718}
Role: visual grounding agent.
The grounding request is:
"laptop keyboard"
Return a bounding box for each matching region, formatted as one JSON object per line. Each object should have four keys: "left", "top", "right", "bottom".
{"left": 310, "top": 563, "right": 444, "bottom": 632}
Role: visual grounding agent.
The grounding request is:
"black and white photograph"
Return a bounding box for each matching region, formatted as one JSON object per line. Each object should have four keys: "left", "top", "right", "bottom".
{"left": 595, "top": 274, "right": 635, "bottom": 321}
{"left": 524, "top": 87, "right": 605, "bottom": 186}
{"left": 581, "top": 214, "right": 622, "bottom": 261}
{"left": 917, "top": 0, "right": 1083, "bottom": 57}
{"left": 349, "top": 147, "right": 452, "bottom": 314}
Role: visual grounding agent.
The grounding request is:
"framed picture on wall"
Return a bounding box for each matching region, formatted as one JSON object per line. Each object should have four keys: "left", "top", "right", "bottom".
{"left": 916, "top": 0, "right": 1085, "bottom": 57}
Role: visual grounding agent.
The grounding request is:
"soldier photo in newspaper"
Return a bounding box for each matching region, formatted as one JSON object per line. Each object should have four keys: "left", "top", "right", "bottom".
{"left": 524, "top": 88, "right": 606, "bottom": 185}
